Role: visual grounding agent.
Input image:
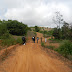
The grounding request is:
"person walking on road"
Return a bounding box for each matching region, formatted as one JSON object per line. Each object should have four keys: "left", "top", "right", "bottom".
{"left": 37, "top": 37, "right": 39, "bottom": 43}
{"left": 32, "top": 36, "right": 35, "bottom": 43}
{"left": 45, "top": 38, "right": 47, "bottom": 43}
{"left": 22, "top": 36, "right": 26, "bottom": 45}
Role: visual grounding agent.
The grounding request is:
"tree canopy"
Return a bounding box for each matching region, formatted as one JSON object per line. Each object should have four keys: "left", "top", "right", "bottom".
{"left": 0, "top": 20, "right": 29, "bottom": 36}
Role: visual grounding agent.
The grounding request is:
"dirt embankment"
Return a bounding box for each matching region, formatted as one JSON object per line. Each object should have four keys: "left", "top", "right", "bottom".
{"left": 0, "top": 32, "right": 72, "bottom": 72}
{"left": 0, "top": 44, "right": 19, "bottom": 62}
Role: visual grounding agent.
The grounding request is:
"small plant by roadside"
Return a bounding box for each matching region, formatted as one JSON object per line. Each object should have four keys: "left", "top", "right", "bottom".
{"left": 41, "top": 42, "right": 54, "bottom": 50}
{"left": 49, "top": 38, "right": 62, "bottom": 43}
{"left": 55, "top": 40, "right": 72, "bottom": 58}
{"left": 41, "top": 42, "right": 45, "bottom": 47}
{"left": 45, "top": 45, "right": 55, "bottom": 50}
{"left": 1, "top": 38, "right": 16, "bottom": 47}
{"left": 39, "top": 30, "right": 53, "bottom": 38}
{"left": 1, "top": 37, "right": 22, "bottom": 47}
{"left": 16, "top": 37, "right": 23, "bottom": 44}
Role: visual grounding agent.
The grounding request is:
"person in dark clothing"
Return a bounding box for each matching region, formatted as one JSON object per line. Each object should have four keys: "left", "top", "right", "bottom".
{"left": 22, "top": 36, "right": 26, "bottom": 45}
{"left": 37, "top": 37, "right": 39, "bottom": 43}
{"left": 34, "top": 36, "right": 35, "bottom": 43}
{"left": 32, "top": 36, "right": 35, "bottom": 43}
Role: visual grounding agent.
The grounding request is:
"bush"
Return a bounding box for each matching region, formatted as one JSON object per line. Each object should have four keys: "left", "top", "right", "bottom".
{"left": 1, "top": 38, "right": 16, "bottom": 46}
{"left": 1, "top": 37, "right": 23, "bottom": 47}
{"left": 41, "top": 42, "right": 55, "bottom": 50}
{"left": 39, "top": 30, "right": 53, "bottom": 38}
{"left": 55, "top": 40, "right": 72, "bottom": 57}
{"left": 52, "top": 22, "right": 72, "bottom": 41}
{"left": 0, "top": 31, "right": 11, "bottom": 39}
{"left": 0, "top": 23, "right": 7, "bottom": 36}
{"left": 35, "top": 26, "right": 40, "bottom": 32}
{"left": 52, "top": 28, "right": 61, "bottom": 39}
{"left": 49, "top": 38, "right": 62, "bottom": 43}
{"left": 41, "top": 42, "right": 45, "bottom": 47}
{"left": 45, "top": 45, "right": 54, "bottom": 50}
{"left": 16, "top": 37, "right": 22, "bottom": 44}
{"left": 7, "top": 20, "right": 28, "bottom": 36}
{"left": 39, "top": 31, "right": 44, "bottom": 33}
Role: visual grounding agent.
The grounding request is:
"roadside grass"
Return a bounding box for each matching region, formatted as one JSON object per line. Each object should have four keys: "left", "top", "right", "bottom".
{"left": 49, "top": 38, "right": 62, "bottom": 43}
{"left": 54, "top": 40, "right": 72, "bottom": 60}
{"left": 41, "top": 42, "right": 45, "bottom": 47}
{"left": 1, "top": 38, "right": 16, "bottom": 47}
{"left": 1, "top": 37, "right": 22, "bottom": 47}
{"left": 41, "top": 40, "right": 72, "bottom": 61}
{"left": 39, "top": 30, "right": 53, "bottom": 38}
{"left": 41, "top": 42, "right": 55, "bottom": 50}
{"left": 43, "top": 34, "right": 51, "bottom": 38}
{"left": 0, "top": 34, "right": 23, "bottom": 47}
{"left": 45, "top": 45, "right": 55, "bottom": 50}
{"left": 16, "top": 37, "right": 23, "bottom": 44}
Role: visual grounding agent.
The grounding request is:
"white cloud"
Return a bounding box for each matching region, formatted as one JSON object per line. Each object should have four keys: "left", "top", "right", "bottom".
{"left": 0, "top": 0, "right": 72, "bottom": 27}
{"left": 0, "top": 16, "right": 3, "bottom": 20}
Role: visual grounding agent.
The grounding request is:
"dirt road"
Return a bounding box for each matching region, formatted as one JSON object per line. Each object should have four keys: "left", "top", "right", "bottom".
{"left": 0, "top": 33, "right": 72, "bottom": 72}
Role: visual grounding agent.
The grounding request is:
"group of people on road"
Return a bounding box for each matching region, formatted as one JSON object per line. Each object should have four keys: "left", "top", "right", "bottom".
{"left": 32, "top": 36, "right": 39, "bottom": 43}
{"left": 22, "top": 36, "right": 47, "bottom": 45}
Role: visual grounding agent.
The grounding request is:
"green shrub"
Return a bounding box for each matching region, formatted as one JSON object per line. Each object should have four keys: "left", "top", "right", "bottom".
{"left": 7, "top": 20, "right": 28, "bottom": 36}
{"left": 0, "top": 31, "right": 11, "bottom": 39}
{"left": 16, "top": 37, "right": 22, "bottom": 44}
{"left": 41, "top": 42, "right": 54, "bottom": 50}
{"left": 1, "top": 37, "right": 23, "bottom": 46}
{"left": 41, "top": 42, "right": 45, "bottom": 47}
{"left": 0, "top": 23, "right": 7, "bottom": 36}
{"left": 1, "top": 38, "right": 16, "bottom": 46}
{"left": 45, "top": 45, "right": 55, "bottom": 50}
{"left": 39, "top": 31, "right": 44, "bottom": 33}
{"left": 35, "top": 26, "right": 40, "bottom": 32}
{"left": 49, "top": 38, "right": 62, "bottom": 43}
{"left": 55, "top": 40, "right": 72, "bottom": 57}
{"left": 39, "top": 30, "right": 53, "bottom": 38}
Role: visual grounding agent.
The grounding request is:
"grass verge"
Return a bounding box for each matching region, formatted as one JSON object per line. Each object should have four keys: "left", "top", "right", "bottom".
{"left": 1, "top": 37, "right": 22, "bottom": 47}
{"left": 49, "top": 38, "right": 62, "bottom": 43}
{"left": 54, "top": 40, "right": 72, "bottom": 59}
{"left": 41, "top": 42, "right": 55, "bottom": 50}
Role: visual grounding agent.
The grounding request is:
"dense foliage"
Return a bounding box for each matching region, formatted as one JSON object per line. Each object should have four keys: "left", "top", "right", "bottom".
{"left": 52, "top": 22, "right": 72, "bottom": 40}
{"left": 0, "top": 23, "right": 7, "bottom": 36}
{"left": 0, "top": 20, "right": 28, "bottom": 46}
{"left": 0, "top": 20, "right": 28, "bottom": 36}
{"left": 6, "top": 20, "right": 28, "bottom": 35}
{"left": 55, "top": 40, "right": 72, "bottom": 57}
{"left": 39, "top": 30, "right": 53, "bottom": 37}
{"left": 35, "top": 26, "right": 40, "bottom": 32}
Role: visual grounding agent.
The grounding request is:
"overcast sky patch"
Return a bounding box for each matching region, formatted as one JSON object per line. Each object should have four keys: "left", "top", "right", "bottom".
{"left": 0, "top": 0, "right": 72, "bottom": 27}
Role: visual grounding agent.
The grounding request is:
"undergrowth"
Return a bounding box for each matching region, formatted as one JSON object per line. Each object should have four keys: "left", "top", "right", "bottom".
{"left": 1, "top": 37, "right": 22, "bottom": 47}
{"left": 41, "top": 42, "right": 54, "bottom": 50}
{"left": 55, "top": 40, "right": 72, "bottom": 58}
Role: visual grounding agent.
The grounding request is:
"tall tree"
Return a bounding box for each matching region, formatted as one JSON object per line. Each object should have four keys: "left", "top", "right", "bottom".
{"left": 35, "top": 26, "right": 40, "bottom": 32}
{"left": 53, "top": 11, "right": 63, "bottom": 28}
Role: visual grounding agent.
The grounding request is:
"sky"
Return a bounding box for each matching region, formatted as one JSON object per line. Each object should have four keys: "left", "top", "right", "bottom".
{"left": 0, "top": 0, "right": 72, "bottom": 27}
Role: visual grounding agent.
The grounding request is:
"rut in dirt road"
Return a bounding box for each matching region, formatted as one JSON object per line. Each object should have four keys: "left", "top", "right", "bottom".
{"left": 0, "top": 42, "right": 72, "bottom": 72}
